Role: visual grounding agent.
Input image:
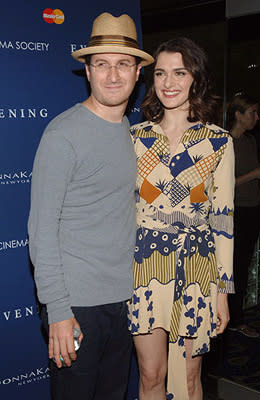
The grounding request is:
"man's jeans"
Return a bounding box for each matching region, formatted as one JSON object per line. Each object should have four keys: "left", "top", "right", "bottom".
{"left": 42, "top": 301, "right": 133, "bottom": 400}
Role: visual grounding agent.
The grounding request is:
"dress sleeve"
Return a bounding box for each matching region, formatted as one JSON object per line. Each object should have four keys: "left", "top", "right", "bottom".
{"left": 28, "top": 130, "right": 76, "bottom": 324}
{"left": 208, "top": 136, "right": 235, "bottom": 293}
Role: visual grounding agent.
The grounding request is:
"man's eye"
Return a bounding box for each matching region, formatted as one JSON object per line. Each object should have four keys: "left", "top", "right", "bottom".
{"left": 96, "top": 62, "right": 107, "bottom": 67}
{"left": 119, "top": 62, "right": 129, "bottom": 67}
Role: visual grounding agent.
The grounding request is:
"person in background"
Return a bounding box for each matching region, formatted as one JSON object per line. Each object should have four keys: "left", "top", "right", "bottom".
{"left": 28, "top": 12, "right": 153, "bottom": 400}
{"left": 227, "top": 92, "right": 260, "bottom": 338}
{"left": 128, "top": 37, "right": 234, "bottom": 400}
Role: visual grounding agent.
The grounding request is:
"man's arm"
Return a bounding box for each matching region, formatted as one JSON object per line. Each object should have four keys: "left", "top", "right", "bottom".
{"left": 235, "top": 165, "right": 260, "bottom": 186}
{"left": 28, "top": 130, "right": 82, "bottom": 366}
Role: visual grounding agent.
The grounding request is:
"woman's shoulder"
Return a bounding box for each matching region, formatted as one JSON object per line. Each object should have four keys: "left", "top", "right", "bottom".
{"left": 204, "top": 123, "right": 231, "bottom": 138}
{"left": 130, "top": 120, "right": 154, "bottom": 136}
{"left": 190, "top": 122, "right": 232, "bottom": 141}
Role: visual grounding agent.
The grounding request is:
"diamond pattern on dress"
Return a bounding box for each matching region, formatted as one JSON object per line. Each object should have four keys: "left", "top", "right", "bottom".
{"left": 138, "top": 149, "right": 161, "bottom": 179}
{"left": 163, "top": 178, "right": 189, "bottom": 207}
{"left": 195, "top": 154, "right": 217, "bottom": 181}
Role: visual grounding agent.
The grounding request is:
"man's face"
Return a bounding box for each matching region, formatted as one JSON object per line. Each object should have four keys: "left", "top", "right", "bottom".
{"left": 85, "top": 53, "right": 141, "bottom": 109}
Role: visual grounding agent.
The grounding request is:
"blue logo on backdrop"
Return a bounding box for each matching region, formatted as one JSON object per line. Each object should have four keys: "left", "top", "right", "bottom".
{"left": 0, "top": 366, "right": 50, "bottom": 387}
{"left": 0, "top": 107, "right": 48, "bottom": 119}
{"left": 0, "top": 238, "right": 29, "bottom": 251}
{"left": 131, "top": 107, "right": 141, "bottom": 114}
{"left": 0, "top": 40, "right": 50, "bottom": 52}
{"left": 0, "top": 171, "right": 32, "bottom": 185}
{"left": 70, "top": 43, "right": 87, "bottom": 53}
{"left": 0, "top": 304, "right": 37, "bottom": 322}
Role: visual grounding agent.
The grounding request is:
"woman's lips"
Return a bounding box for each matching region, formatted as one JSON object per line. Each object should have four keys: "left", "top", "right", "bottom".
{"left": 162, "top": 90, "right": 180, "bottom": 97}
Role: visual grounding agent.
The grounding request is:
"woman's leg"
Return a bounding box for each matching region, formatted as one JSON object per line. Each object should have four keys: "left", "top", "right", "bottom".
{"left": 185, "top": 338, "right": 203, "bottom": 400}
{"left": 134, "top": 328, "right": 168, "bottom": 400}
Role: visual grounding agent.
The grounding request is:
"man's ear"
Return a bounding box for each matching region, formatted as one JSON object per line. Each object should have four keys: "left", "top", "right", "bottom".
{"left": 136, "top": 63, "right": 142, "bottom": 82}
{"left": 85, "top": 64, "right": 90, "bottom": 81}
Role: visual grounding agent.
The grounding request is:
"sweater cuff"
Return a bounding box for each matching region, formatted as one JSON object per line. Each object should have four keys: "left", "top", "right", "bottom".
{"left": 46, "top": 297, "right": 74, "bottom": 324}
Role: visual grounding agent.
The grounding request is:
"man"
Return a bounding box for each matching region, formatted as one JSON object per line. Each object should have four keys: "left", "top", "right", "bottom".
{"left": 28, "top": 12, "right": 153, "bottom": 400}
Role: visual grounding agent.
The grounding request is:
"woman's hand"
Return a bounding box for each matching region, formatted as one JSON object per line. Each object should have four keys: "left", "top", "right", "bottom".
{"left": 217, "top": 293, "right": 230, "bottom": 334}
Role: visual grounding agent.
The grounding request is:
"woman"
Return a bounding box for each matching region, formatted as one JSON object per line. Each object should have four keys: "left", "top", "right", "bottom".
{"left": 227, "top": 93, "right": 260, "bottom": 338}
{"left": 128, "top": 37, "right": 235, "bottom": 400}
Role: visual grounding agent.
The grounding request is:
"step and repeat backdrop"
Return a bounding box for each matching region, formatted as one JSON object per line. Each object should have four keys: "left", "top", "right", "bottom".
{"left": 0, "top": 1, "right": 144, "bottom": 399}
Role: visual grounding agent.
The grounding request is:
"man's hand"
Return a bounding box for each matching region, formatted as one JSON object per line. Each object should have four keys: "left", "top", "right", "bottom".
{"left": 49, "top": 317, "right": 83, "bottom": 368}
{"left": 216, "top": 293, "right": 230, "bottom": 334}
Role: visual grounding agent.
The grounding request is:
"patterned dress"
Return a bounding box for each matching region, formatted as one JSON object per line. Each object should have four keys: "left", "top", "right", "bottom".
{"left": 128, "top": 121, "right": 235, "bottom": 400}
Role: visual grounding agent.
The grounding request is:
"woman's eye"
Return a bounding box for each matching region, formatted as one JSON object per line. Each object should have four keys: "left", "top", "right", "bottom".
{"left": 176, "top": 71, "right": 186, "bottom": 76}
{"left": 154, "top": 71, "right": 164, "bottom": 77}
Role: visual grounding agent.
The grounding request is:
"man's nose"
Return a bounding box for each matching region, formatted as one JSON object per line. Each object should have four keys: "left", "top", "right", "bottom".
{"left": 108, "top": 65, "right": 120, "bottom": 81}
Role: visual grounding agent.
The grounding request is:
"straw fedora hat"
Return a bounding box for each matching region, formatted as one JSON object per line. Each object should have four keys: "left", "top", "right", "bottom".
{"left": 71, "top": 12, "right": 154, "bottom": 66}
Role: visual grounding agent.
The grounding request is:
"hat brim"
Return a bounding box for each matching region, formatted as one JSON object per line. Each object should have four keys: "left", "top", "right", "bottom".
{"left": 71, "top": 46, "right": 154, "bottom": 66}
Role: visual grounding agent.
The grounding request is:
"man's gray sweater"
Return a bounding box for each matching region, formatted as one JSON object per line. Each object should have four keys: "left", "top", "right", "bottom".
{"left": 28, "top": 104, "right": 137, "bottom": 324}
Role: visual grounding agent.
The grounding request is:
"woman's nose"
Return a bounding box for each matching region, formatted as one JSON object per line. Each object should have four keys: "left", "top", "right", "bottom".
{"left": 164, "top": 74, "right": 175, "bottom": 88}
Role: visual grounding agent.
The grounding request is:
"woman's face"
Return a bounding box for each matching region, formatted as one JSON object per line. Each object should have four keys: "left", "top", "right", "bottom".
{"left": 237, "top": 103, "right": 259, "bottom": 131}
{"left": 154, "top": 51, "right": 194, "bottom": 112}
